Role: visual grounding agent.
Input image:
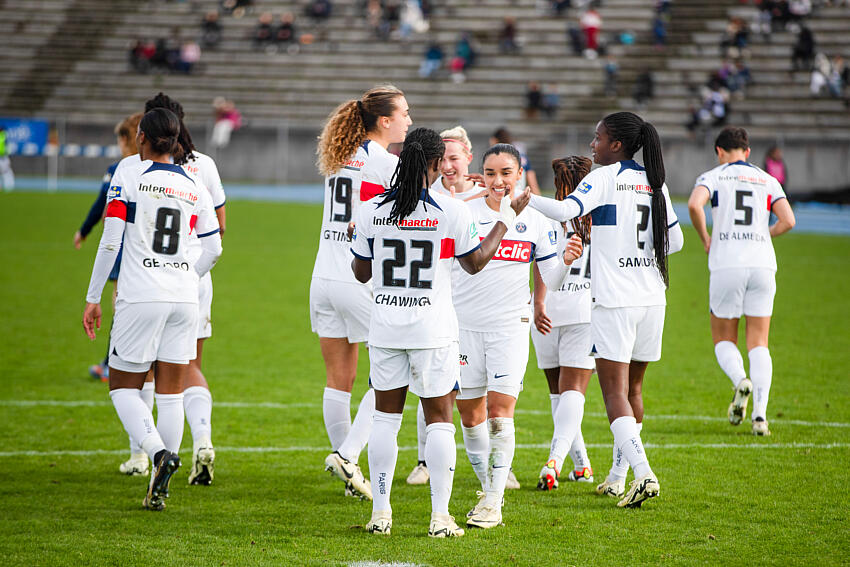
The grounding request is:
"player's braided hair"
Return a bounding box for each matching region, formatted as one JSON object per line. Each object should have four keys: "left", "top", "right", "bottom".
{"left": 139, "top": 108, "right": 180, "bottom": 156}
{"left": 144, "top": 92, "right": 196, "bottom": 166}
{"left": 601, "top": 111, "right": 670, "bottom": 287}
{"left": 552, "top": 155, "right": 592, "bottom": 244}
{"left": 382, "top": 128, "right": 444, "bottom": 222}
{"left": 316, "top": 85, "right": 405, "bottom": 177}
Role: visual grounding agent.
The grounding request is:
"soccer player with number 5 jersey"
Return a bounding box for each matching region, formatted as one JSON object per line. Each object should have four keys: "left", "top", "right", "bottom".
{"left": 688, "top": 127, "right": 795, "bottom": 436}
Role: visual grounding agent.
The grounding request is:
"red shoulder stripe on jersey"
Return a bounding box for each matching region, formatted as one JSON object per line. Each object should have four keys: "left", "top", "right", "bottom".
{"left": 189, "top": 214, "right": 198, "bottom": 234}
{"left": 766, "top": 195, "right": 772, "bottom": 210}
{"left": 360, "top": 181, "right": 385, "bottom": 201}
{"left": 105, "top": 200, "right": 127, "bottom": 221}
{"left": 439, "top": 238, "right": 455, "bottom": 259}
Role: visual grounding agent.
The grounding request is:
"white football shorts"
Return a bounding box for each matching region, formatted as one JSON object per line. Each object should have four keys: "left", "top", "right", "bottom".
{"left": 457, "top": 325, "right": 529, "bottom": 400}
{"left": 309, "top": 277, "right": 371, "bottom": 343}
{"left": 109, "top": 300, "right": 199, "bottom": 372}
{"left": 591, "top": 305, "right": 665, "bottom": 364}
{"left": 369, "top": 343, "right": 460, "bottom": 398}
{"left": 197, "top": 272, "right": 213, "bottom": 340}
{"left": 709, "top": 268, "right": 776, "bottom": 319}
{"left": 531, "top": 322, "right": 595, "bottom": 370}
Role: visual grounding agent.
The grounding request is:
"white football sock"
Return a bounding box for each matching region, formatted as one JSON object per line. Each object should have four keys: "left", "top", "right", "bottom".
{"left": 609, "top": 443, "right": 628, "bottom": 482}
{"left": 610, "top": 416, "right": 652, "bottom": 479}
{"left": 715, "top": 341, "right": 747, "bottom": 388}
{"left": 183, "top": 386, "right": 213, "bottom": 452}
{"left": 110, "top": 388, "right": 164, "bottom": 461}
{"left": 486, "top": 417, "right": 515, "bottom": 502}
{"left": 569, "top": 429, "right": 590, "bottom": 471}
{"left": 338, "top": 388, "right": 375, "bottom": 463}
{"left": 548, "top": 390, "right": 585, "bottom": 472}
{"left": 549, "top": 393, "right": 560, "bottom": 423}
{"left": 368, "top": 410, "right": 402, "bottom": 515}
{"left": 154, "top": 393, "right": 185, "bottom": 454}
{"left": 749, "top": 347, "right": 773, "bottom": 420}
{"left": 322, "top": 387, "right": 351, "bottom": 451}
{"left": 128, "top": 382, "right": 156, "bottom": 453}
{"left": 416, "top": 400, "right": 427, "bottom": 463}
{"left": 425, "top": 422, "right": 456, "bottom": 516}
{"left": 461, "top": 421, "right": 489, "bottom": 489}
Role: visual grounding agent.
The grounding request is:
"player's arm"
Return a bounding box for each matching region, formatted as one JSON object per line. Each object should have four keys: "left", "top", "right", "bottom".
{"left": 83, "top": 197, "right": 127, "bottom": 339}
{"left": 528, "top": 169, "right": 606, "bottom": 222}
{"left": 215, "top": 205, "right": 226, "bottom": 238}
{"left": 537, "top": 234, "right": 583, "bottom": 291}
{"left": 769, "top": 198, "right": 795, "bottom": 237}
{"left": 350, "top": 204, "right": 373, "bottom": 283}
{"left": 687, "top": 185, "right": 711, "bottom": 253}
{"left": 194, "top": 194, "right": 223, "bottom": 277}
{"left": 526, "top": 169, "right": 541, "bottom": 196}
{"left": 457, "top": 190, "right": 530, "bottom": 274}
{"left": 75, "top": 168, "right": 113, "bottom": 248}
{"left": 532, "top": 263, "right": 551, "bottom": 335}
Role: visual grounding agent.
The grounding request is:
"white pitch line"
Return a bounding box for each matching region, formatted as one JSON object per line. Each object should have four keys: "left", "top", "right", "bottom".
{"left": 2, "top": 399, "right": 849, "bottom": 428}
{"left": 0, "top": 442, "right": 848, "bottom": 458}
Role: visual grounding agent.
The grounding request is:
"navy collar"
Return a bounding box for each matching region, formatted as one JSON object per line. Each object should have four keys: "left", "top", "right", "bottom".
{"left": 726, "top": 160, "right": 756, "bottom": 168}
{"left": 618, "top": 159, "right": 645, "bottom": 174}
{"left": 143, "top": 161, "right": 194, "bottom": 183}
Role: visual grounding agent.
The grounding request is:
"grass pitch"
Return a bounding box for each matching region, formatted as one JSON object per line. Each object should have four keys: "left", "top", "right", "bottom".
{"left": 1, "top": 193, "right": 849, "bottom": 566}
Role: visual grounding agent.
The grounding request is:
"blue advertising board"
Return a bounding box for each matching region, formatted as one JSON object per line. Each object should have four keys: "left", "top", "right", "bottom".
{"left": 0, "top": 118, "right": 50, "bottom": 155}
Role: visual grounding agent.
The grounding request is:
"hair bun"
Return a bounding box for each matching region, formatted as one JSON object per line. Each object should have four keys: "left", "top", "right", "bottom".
{"left": 408, "top": 141, "right": 423, "bottom": 151}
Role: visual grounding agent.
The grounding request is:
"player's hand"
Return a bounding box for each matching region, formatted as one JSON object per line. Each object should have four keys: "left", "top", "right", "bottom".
{"left": 703, "top": 239, "right": 710, "bottom": 254}
{"left": 534, "top": 303, "right": 552, "bottom": 335}
{"left": 83, "top": 302, "right": 102, "bottom": 340}
{"left": 499, "top": 194, "right": 518, "bottom": 226}
{"left": 449, "top": 185, "right": 456, "bottom": 198}
{"left": 511, "top": 187, "right": 531, "bottom": 216}
{"left": 461, "top": 188, "right": 488, "bottom": 201}
{"left": 347, "top": 222, "right": 356, "bottom": 239}
{"left": 464, "top": 173, "right": 486, "bottom": 187}
{"left": 73, "top": 231, "right": 84, "bottom": 249}
{"left": 563, "top": 234, "right": 583, "bottom": 264}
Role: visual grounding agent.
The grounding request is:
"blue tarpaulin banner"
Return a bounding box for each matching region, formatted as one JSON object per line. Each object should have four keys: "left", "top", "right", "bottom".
{"left": 0, "top": 117, "right": 50, "bottom": 155}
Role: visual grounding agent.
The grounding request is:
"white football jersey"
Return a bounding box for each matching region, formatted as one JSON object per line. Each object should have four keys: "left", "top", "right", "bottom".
{"left": 567, "top": 160, "right": 679, "bottom": 308}
{"left": 351, "top": 189, "right": 480, "bottom": 349}
{"left": 695, "top": 160, "right": 786, "bottom": 272}
{"left": 312, "top": 140, "right": 399, "bottom": 283}
{"left": 453, "top": 198, "right": 558, "bottom": 331}
{"left": 542, "top": 219, "right": 592, "bottom": 327}
{"left": 106, "top": 160, "right": 219, "bottom": 303}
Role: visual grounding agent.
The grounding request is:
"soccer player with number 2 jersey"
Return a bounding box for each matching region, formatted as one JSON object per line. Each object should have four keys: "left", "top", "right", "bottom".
{"left": 688, "top": 127, "right": 795, "bottom": 437}
{"left": 528, "top": 112, "right": 684, "bottom": 509}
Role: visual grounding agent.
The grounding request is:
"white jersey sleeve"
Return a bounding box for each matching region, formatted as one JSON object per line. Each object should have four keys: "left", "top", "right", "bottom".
{"left": 185, "top": 152, "right": 226, "bottom": 209}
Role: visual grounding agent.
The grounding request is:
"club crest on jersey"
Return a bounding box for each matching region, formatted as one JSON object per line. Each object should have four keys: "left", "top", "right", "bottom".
{"left": 578, "top": 181, "right": 592, "bottom": 193}
{"left": 548, "top": 231, "right": 556, "bottom": 245}
{"left": 107, "top": 185, "right": 122, "bottom": 199}
{"left": 515, "top": 222, "right": 527, "bottom": 233}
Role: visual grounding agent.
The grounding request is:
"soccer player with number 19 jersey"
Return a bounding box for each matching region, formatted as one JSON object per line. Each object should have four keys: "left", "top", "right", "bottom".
{"left": 688, "top": 127, "right": 795, "bottom": 437}
{"left": 83, "top": 108, "right": 222, "bottom": 510}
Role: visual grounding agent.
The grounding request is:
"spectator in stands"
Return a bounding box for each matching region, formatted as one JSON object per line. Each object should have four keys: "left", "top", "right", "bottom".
{"left": 653, "top": 15, "right": 667, "bottom": 49}
{"left": 150, "top": 36, "right": 180, "bottom": 72}
{"left": 542, "top": 83, "right": 560, "bottom": 118}
{"left": 828, "top": 55, "right": 846, "bottom": 98}
{"left": 450, "top": 32, "right": 476, "bottom": 83}
{"left": 567, "top": 23, "right": 584, "bottom": 55}
{"left": 129, "top": 39, "right": 155, "bottom": 73}
{"left": 253, "top": 12, "right": 274, "bottom": 50}
{"left": 632, "top": 68, "right": 654, "bottom": 107}
{"left": 788, "top": 0, "right": 812, "bottom": 25}
{"left": 656, "top": 0, "right": 671, "bottom": 16}
{"left": 720, "top": 17, "right": 748, "bottom": 59}
{"left": 525, "top": 81, "right": 545, "bottom": 119}
{"left": 764, "top": 146, "right": 788, "bottom": 190}
{"left": 201, "top": 11, "right": 223, "bottom": 48}
{"left": 221, "top": 0, "right": 251, "bottom": 19}
{"left": 810, "top": 52, "right": 831, "bottom": 96}
{"left": 755, "top": 0, "right": 773, "bottom": 41}
{"left": 307, "top": 0, "right": 332, "bottom": 21}
{"left": 552, "top": 0, "right": 571, "bottom": 16}
{"left": 687, "top": 77, "right": 730, "bottom": 131}
{"left": 791, "top": 26, "right": 815, "bottom": 70}
{"left": 499, "top": 16, "right": 520, "bottom": 53}
{"left": 274, "top": 13, "right": 297, "bottom": 47}
{"left": 177, "top": 40, "right": 201, "bottom": 74}
{"left": 400, "top": 0, "right": 429, "bottom": 40}
{"left": 604, "top": 55, "right": 619, "bottom": 97}
{"left": 580, "top": 5, "right": 602, "bottom": 58}
{"left": 211, "top": 97, "right": 243, "bottom": 149}
{"left": 419, "top": 40, "right": 444, "bottom": 78}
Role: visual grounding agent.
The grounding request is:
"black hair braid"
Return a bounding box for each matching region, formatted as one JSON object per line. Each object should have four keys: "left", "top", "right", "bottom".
{"left": 144, "top": 92, "right": 196, "bottom": 165}
{"left": 382, "top": 128, "right": 445, "bottom": 222}
{"left": 602, "top": 111, "right": 670, "bottom": 286}
{"left": 551, "top": 155, "right": 593, "bottom": 244}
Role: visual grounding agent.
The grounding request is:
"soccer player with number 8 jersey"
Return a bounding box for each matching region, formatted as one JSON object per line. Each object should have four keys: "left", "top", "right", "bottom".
{"left": 687, "top": 127, "right": 796, "bottom": 437}
{"left": 82, "top": 108, "right": 222, "bottom": 510}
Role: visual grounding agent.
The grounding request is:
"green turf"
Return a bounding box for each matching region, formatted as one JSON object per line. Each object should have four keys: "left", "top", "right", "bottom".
{"left": 1, "top": 193, "right": 849, "bottom": 566}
